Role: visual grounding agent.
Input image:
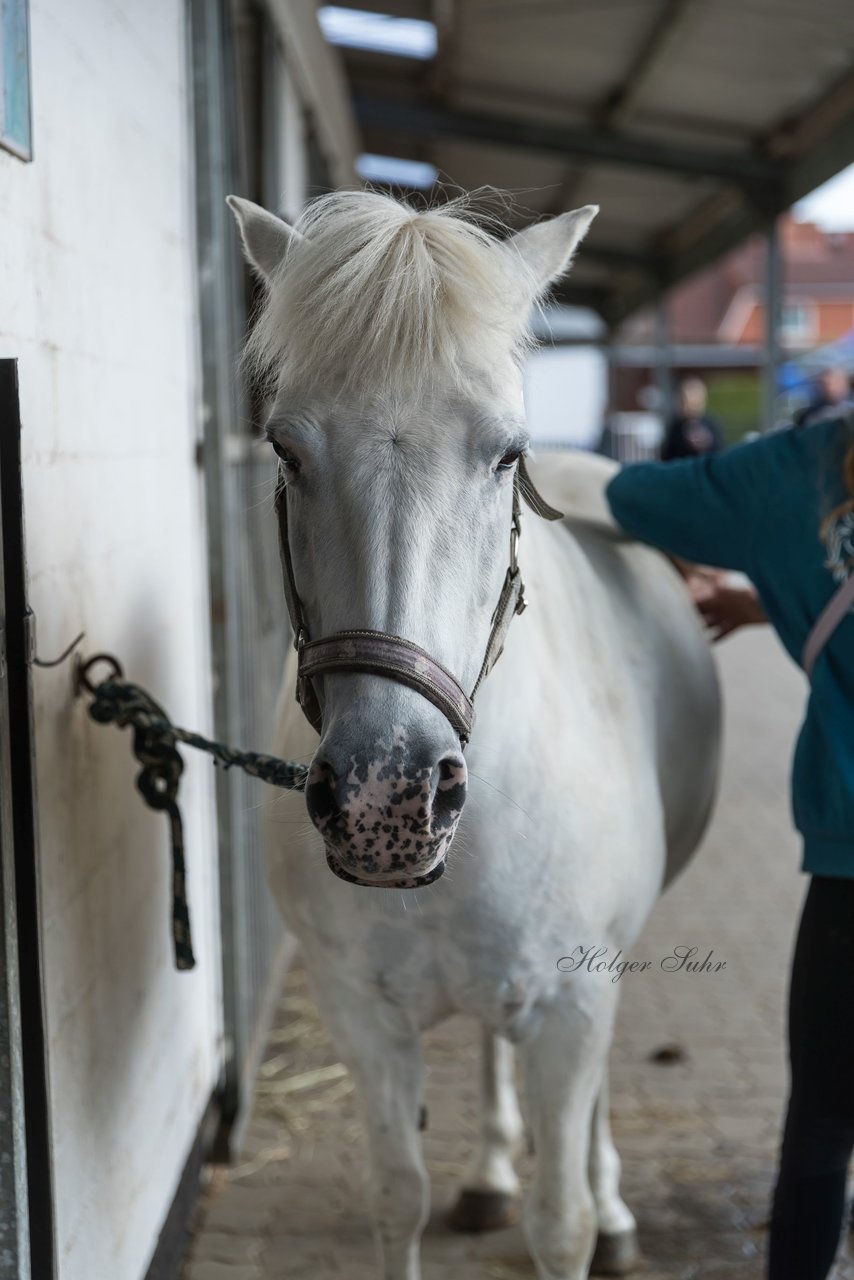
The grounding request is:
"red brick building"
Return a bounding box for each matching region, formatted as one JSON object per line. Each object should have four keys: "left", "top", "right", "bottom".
{"left": 675, "top": 217, "right": 854, "bottom": 349}
{"left": 615, "top": 217, "right": 854, "bottom": 436}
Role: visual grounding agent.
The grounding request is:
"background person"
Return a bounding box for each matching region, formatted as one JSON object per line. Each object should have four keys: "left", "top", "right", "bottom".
{"left": 661, "top": 376, "right": 724, "bottom": 460}
{"left": 605, "top": 413, "right": 854, "bottom": 1280}
{"left": 794, "top": 366, "right": 852, "bottom": 428}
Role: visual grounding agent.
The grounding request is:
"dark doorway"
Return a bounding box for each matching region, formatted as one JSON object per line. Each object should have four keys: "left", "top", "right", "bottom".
{"left": 0, "top": 359, "right": 56, "bottom": 1280}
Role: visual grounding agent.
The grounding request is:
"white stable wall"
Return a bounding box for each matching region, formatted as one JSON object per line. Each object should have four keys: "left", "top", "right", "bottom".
{"left": 0, "top": 2, "right": 222, "bottom": 1278}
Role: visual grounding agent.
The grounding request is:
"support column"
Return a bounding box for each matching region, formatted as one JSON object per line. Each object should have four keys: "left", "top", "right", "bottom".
{"left": 653, "top": 296, "right": 674, "bottom": 429}
{"left": 600, "top": 326, "right": 620, "bottom": 457}
{"left": 605, "top": 325, "right": 617, "bottom": 418}
{"left": 763, "top": 218, "right": 782, "bottom": 432}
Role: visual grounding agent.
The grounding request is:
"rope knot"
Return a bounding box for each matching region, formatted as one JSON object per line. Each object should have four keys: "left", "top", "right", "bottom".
{"left": 76, "top": 655, "right": 307, "bottom": 972}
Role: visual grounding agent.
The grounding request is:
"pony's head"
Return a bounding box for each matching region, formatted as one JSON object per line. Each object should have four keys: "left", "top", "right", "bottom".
{"left": 228, "top": 190, "right": 596, "bottom": 888}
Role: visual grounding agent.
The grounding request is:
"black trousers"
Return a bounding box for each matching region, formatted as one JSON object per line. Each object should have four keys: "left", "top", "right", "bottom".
{"left": 768, "top": 874, "right": 854, "bottom": 1280}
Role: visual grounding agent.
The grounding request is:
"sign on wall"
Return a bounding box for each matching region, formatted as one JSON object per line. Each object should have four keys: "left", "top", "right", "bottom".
{"left": 1, "top": 0, "right": 31, "bottom": 160}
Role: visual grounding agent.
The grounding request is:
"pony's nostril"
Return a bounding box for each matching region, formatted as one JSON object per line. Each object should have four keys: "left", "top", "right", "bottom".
{"left": 432, "top": 753, "right": 468, "bottom": 829}
{"left": 305, "top": 756, "right": 339, "bottom": 828}
{"left": 436, "top": 753, "right": 467, "bottom": 786}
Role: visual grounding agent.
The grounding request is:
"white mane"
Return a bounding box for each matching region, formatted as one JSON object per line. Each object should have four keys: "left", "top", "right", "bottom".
{"left": 244, "top": 190, "right": 539, "bottom": 394}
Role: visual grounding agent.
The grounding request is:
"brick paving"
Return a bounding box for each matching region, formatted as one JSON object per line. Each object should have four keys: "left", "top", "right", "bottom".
{"left": 181, "top": 629, "right": 854, "bottom": 1279}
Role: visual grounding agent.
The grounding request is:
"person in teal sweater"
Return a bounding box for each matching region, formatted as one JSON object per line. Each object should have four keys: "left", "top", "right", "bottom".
{"left": 606, "top": 413, "right": 854, "bottom": 1280}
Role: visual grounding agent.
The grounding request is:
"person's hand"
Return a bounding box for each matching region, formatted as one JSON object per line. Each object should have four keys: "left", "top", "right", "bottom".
{"left": 687, "top": 572, "right": 768, "bottom": 642}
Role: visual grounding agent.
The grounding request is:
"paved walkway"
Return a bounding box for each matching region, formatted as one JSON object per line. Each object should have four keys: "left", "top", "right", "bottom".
{"left": 181, "top": 629, "right": 854, "bottom": 1279}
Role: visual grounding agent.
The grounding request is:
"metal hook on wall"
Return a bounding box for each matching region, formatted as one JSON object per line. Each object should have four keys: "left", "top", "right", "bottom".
{"left": 25, "top": 609, "right": 85, "bottom": 670}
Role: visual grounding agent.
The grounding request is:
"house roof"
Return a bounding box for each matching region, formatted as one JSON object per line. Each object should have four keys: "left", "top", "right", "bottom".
{"left": 620, "top": 215, "right": 854, "bottom": 344}
{"left": 332, "top": 0, "right": 854, "bottom": 325}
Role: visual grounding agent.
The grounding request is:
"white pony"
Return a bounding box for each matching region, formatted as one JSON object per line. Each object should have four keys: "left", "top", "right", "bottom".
{"left": 227, "top": 190, "right": 721, "bottom": 1280}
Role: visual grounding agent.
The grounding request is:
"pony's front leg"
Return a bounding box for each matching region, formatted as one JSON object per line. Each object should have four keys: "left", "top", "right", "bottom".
{"left": 520, "top": 990, "right": 618, "bottom": 1280}
{"left": 450, "top": 1028, "right": 524, "bottom": 1231}
{"left": 588, "top": 1066, "right": 638, "bottom": 1275}
{"left": 311, "top": 977, "right": 428, "bottom": 1280}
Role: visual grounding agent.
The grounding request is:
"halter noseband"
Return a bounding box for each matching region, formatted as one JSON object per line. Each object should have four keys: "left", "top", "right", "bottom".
{"left": 275, "top": 456, "right": 563, "bottom": 746}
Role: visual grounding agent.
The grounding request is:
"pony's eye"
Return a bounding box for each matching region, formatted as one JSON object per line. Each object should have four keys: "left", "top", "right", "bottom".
{"left": 270, "top": 439, "right": 301, "bottom": 473}
{"left": 497, "top": 449, "right": 522, "bottom": 471}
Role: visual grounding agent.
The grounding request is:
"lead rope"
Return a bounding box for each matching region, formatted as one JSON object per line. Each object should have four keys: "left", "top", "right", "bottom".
{"left": 68, "top": 462, "right": 561, "bottom": 969}
{"left": 75, "top": 653, "right": 309, "bottom": 970}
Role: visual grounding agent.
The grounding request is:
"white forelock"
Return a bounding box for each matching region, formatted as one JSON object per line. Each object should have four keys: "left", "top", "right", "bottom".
{"left": 243, "top": 189, "right": 542, "bottom": 395}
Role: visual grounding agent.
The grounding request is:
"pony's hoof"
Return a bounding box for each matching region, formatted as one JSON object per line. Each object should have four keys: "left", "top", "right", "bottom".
{"left": 447, "top": 1188, "right": 519, "bottom": 1233}
{"left": 590, "top": 1226, "right": 639, "bottom": 1275}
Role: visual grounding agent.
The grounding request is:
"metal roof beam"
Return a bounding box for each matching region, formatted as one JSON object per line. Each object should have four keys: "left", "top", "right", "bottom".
{"left": 781, "top": 73, "right": 854, "bottom": 207}
{"left": 427, "top": 0, "right": 457, "bottom": 99}
{"left": 347, "top": 64, "right": 768, "bottom": 147}
{"left": 603, "top": 0, "right": 701, "bottom": 130}
{"left": 593, "top": 65, "right": 854, "bottom": 325}
{"left": 546, "top": 0, "right": 701, "bottom": 213}
{"left": 329, "top": 0, "right": 431, "bottom": 17}
{"left": 566, "top": 244, "right": 664, "bottom": 274}
{"left": 600, "top": 122, "right": 854, "bottom": 324}
{"left": 352, "top": 92, "right": 785, "bottom": 188}
{"left": 601, "top": 201, "right": 765, "bottom": 327}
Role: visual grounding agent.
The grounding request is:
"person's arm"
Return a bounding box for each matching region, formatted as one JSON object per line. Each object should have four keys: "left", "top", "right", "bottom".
{"left": 688, "top": 572, "right": 768, "bottom": 641}
{"left": 606, "top": 440, "right": 770, "bottom": 571}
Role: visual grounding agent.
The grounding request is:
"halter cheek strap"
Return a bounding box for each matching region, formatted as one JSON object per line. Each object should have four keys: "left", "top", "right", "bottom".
{"left": 275, "top": 456, "right": 562, "bottom": 745}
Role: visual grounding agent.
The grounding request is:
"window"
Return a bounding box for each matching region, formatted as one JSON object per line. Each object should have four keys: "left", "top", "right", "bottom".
{"left": 1, "top": 0, "right": 32, "bottom": 160}
{"left": 356, "top": 153, "right": 438, "bottom": 189}
{"left": 781, "top": 302, "right": 816, "bottom": 345}
{"left": 317, "top": 7, "right": 437, "bottom": 59}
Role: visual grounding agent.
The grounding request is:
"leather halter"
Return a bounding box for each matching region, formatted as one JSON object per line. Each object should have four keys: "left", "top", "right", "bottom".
{"left": 275, "top": 456, "right": 563, "bottom": 746}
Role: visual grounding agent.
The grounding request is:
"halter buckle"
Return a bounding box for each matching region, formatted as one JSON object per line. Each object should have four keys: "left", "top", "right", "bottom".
{"left": 509, "top": 513, "right": 522, "bottom": 574}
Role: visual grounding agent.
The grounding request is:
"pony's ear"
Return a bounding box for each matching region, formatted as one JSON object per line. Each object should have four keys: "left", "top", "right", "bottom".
{"left": 226, "top": 195, "right": 303, "bottom": 281}
{"left": 509, "top": 205, "right": 599, "bottom": 295}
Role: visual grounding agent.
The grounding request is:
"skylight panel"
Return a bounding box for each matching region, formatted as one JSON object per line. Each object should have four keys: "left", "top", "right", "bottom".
{"left": 318, "top": 7, "right": 438, "bottom": 59}
{"left": 356, "top": 153, "right": 438, "bottom": 188}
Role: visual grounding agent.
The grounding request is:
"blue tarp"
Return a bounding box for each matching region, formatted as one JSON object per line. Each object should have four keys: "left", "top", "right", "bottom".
{"left": 778, "top": 328, "right": 854, "bottom": 393}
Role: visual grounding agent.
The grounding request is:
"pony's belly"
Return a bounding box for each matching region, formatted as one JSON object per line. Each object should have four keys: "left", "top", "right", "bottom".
{"left": 430, "top": 907, "right": 626, "bottom": 1041}
{"left": 445, "top": 964, "right": 562, "bottom": 1043}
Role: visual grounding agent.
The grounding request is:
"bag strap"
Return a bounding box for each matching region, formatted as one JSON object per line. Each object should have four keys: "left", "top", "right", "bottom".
{"left": 802, "top": 571, "right": 854, "bottom": 680}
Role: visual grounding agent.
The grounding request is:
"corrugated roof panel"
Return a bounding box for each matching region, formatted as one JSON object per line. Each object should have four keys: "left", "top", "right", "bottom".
{"left": 431, "top": 139, "right": 568, "bottom": 206}
{"left": 638, "top": 0, "right": 854, "bottom": 132}
{"left": 453, "top": 0, "right": 662, "bottom": 103}
{"left": 333, "top": 0, "right": 854, "bottom": 319}
{"left": 562, "top": 164, "right": 719, "bottom": 238}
